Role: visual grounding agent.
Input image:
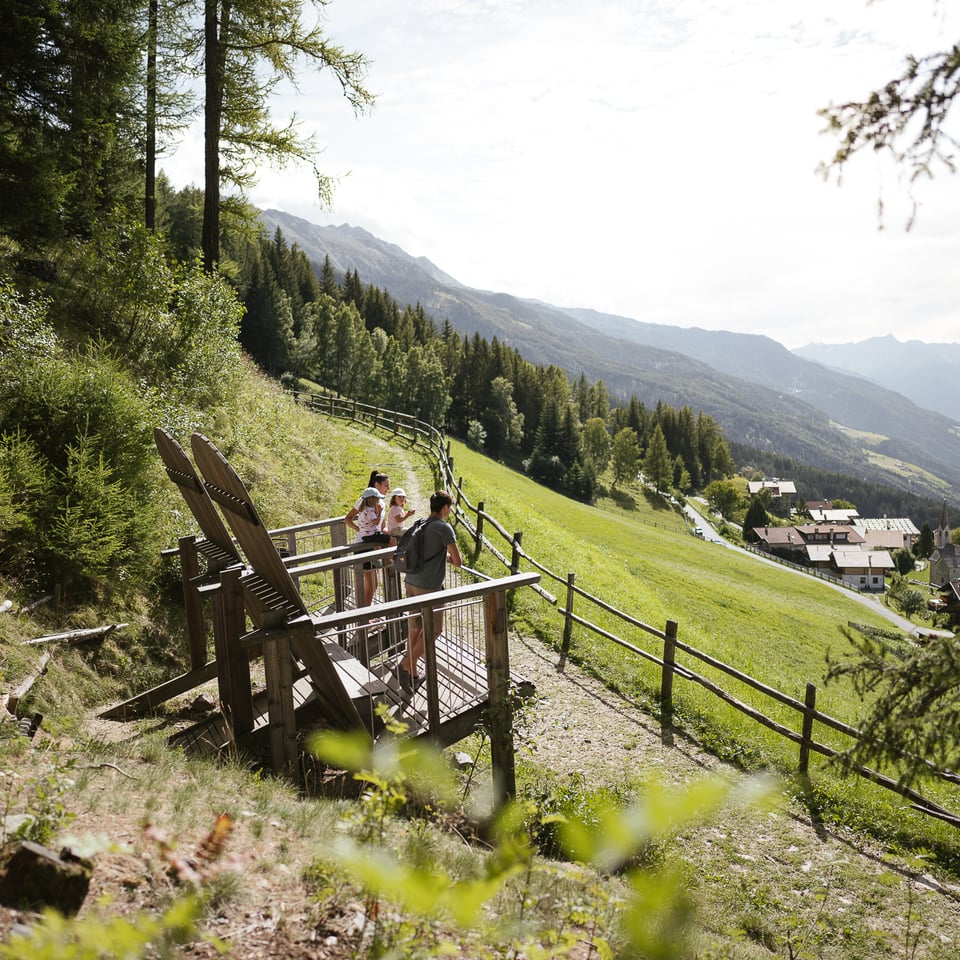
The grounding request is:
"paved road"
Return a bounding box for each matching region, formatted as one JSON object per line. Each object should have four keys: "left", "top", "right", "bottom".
{"left": 681, "top": 500, "right": 951, "bottom": 639}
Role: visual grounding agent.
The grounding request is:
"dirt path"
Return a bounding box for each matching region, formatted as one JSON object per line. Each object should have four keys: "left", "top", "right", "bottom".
{"left": 506, "top": 629, "right": 960, "bottom": 956}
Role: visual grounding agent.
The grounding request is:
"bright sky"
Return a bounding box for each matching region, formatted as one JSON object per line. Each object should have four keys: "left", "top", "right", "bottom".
{"left": 166, "top": 0, "right": 960, "bottom": 349}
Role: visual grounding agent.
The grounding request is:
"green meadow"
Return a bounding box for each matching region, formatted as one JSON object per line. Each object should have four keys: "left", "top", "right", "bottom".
{"left": 426, "top": 437, "right": 959, "bottom": 854}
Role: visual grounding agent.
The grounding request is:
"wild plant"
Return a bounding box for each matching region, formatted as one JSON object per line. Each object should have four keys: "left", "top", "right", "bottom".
{"left": 310, "top": 716, "right": 775, "bottom": 958}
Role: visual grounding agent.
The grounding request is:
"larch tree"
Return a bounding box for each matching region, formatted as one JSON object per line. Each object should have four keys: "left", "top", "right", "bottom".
{"left": 199, "top": 0, "right": 374, "bottom": 270}
{"left": 819, "top": 15, "right": 960, "bottom": 791}
{"left": 819, "top": 31, "right": 960, "bottom": 228}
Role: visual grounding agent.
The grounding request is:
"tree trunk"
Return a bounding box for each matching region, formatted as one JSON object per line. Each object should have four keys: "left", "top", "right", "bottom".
{"left": 145, "top": 0, "right": 157, "bottom": 229}
{"left": 202, "top": 0, "right": 221, "bottom": 271}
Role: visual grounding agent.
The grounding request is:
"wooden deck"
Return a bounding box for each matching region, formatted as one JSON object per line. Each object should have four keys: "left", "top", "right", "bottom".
{"left": 104, "top": 429, "right": 539, "bottom": 801}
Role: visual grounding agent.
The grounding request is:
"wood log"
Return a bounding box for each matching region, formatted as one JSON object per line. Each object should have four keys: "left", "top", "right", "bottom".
{"left": 22, "top": 623, "right": 128, "bottom": 646}
{"left": 6, "top": 652, "right": 51, "bottom": 714}
{"left": 19, "top": 594, "right": 53, "bottom": 615}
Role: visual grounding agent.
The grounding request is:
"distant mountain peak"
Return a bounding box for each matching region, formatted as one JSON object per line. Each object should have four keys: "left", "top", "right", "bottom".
{"left": 257, "top": 207, "right": 960, "bottom": 504}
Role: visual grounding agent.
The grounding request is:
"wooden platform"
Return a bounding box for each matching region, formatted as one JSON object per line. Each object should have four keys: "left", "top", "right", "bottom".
{"left": 168, "top": 625, "right": 534, "bottom": 758}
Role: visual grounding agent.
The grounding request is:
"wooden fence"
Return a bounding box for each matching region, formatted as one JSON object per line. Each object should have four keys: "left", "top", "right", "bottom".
{"left": 297, "top": 389, "right": 960, "bottom": 827}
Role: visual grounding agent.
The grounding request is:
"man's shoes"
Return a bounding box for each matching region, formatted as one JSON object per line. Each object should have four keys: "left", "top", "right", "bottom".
{"left": 398, "top": 669, "right": 424, "bottom": 693}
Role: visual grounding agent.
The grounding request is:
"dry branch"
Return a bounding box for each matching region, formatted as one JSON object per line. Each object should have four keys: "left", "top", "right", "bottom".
{"left": 22, "top": 623, "right": 128, "bottom": 646}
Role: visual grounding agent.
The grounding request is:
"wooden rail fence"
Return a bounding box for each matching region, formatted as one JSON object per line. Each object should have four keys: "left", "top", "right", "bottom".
{"left": 298, "top": 389, "right": 960, "bottom": 827}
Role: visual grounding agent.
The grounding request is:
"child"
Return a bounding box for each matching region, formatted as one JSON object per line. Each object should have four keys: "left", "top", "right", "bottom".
{"left": 346, "top": 486, "right": 391, "bottom": 606}
{"left": 386, "top": 487, "right": 416, "bottom": 538}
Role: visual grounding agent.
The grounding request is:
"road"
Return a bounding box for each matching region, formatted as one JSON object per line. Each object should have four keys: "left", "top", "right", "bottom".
{"left": 681, "top": 500, "right": 950, "bottom": 639}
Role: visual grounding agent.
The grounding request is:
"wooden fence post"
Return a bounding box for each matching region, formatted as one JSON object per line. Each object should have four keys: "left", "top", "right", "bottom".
{"left": 331, "top": 522, "right": 348, "bottom": 612}
{"left": 476, "top": 501, "right": 485, "bottom": 552}
{"left": 422, "top": 606, "right": 441, "bottom": 741}
{"left": 218, "top": 567, "right": 253, "bottom": 735}
{"left": 561, "top": 572, "right": 576, "bottom": 657}
{"left": 264, "top": 633, "right": 297, "bottom": 776}
{"left": 660, "top": 619, "right": 679, "bottom": 727}
{"left": 485, "top": 588, "right": 516, "bottom": 807}
{"left": 510, "top": 532, "right": 523, "bottom": 577}
{"left": 800, "top": 682, "right": 817, "bottom": 773}
{"left": 178, "top": 535, "right": 207, "bottom": 669}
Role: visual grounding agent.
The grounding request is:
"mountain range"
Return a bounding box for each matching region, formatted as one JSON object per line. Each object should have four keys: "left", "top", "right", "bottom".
{"left": 259, "top": 210, "right": 960, "bottom": 508}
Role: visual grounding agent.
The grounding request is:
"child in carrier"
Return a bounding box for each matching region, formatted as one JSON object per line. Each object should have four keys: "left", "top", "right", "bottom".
{"left": 386, "top": 487, "right": 416, "bottom": 538}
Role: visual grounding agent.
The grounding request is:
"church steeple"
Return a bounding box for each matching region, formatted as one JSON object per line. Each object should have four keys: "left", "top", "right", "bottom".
{"left": 934, "top": 498, "right": 951, "bottom": 550}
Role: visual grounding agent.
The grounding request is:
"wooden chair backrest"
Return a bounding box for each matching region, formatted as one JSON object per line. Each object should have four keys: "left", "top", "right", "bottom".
{"left": 153, "top": 428, "right": 241, "bottom": 572}
{"left": 190, "top": 433, "right": 309, "bottom": 626}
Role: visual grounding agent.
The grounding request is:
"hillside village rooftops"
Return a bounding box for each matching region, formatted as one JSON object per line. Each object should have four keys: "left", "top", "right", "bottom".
{"left": 808, "top": 508, "right": 860, "bottom": 523}
{"left": 795, "top": 524, "right": 866, "bottom": 544}
{"left": 748, "top": 479, "right": 797, "bottom": 497}
{"left": 751, "top": 526, "right": 803, "bottom": 545}
{"left": 831, "top": 548, "right": 895, "bottom": 570}
{"left": 854, "top": 517, "right": 921, "bottom": 535}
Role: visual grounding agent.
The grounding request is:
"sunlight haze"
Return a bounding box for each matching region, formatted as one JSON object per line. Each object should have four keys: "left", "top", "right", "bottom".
{"left": 165, "top": 0, "right": 960, "bottom": 349}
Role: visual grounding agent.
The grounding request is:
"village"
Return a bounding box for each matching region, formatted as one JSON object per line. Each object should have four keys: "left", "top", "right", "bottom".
{"left": 731, "top": 478, "right": 960, "bottom": 625}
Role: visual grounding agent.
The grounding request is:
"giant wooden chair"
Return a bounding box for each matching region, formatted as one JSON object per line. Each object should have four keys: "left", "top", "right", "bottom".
{"left": 190, "top": 432, "right": 389, "bottom": 756}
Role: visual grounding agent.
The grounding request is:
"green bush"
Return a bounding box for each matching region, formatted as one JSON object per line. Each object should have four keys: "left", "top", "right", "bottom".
{"left": 0, "top": 283, "right": 168, "bottom": 593}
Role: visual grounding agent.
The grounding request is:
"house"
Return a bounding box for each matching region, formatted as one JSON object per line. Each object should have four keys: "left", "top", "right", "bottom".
{"left": 748, "top": 478, "right": 797, "bottom": 504}
{"left": 853, "top": 517, "right": 920, "bottom": 553}
{"left": 748, "top": 522, "right": 892, "bottom": 590}
{"left": 830, "top": 547, "right": 894, "bottom": 592}
{"left": 747, "top": 526, "right": 805, "bottom": 556}
{"left": 794, "top": 524, "right": 866, "bottom": 547}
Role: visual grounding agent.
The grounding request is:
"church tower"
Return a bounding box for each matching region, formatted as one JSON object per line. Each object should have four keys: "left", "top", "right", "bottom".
{"left": 934, "top": 498, "right": 951, "bottom": 550}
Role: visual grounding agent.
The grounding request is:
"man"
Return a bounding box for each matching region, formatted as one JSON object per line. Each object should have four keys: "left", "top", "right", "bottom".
{"left": 399, "top": 489, "right": 462, "bottom": 691}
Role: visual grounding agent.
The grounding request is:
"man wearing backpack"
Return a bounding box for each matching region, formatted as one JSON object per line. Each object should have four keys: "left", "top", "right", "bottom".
{"left": 398, "top": 489, "right": 462, "bottom": 692}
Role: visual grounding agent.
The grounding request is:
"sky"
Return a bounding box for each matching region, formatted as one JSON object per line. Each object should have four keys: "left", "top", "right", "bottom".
{"left": 165, "top": 0, "right": 960, "bottom": 349}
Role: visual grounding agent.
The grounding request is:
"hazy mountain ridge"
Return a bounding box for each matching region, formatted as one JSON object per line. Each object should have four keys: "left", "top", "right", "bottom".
{"left": 793, "top": 335, "right": 960, "bottom": 422}
{"left": 258, "top": 210, "right": 959, "bottom": 505}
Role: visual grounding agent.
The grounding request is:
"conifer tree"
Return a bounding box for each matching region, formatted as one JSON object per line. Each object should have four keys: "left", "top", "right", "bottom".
{"left": 199, "top": 0, "right": 373, "bottom": 270}
{"left": 611, "top": 427, "right": 641, "bottom": 488}
{"left": 642, "top": 424, "right": 672, "bottom": 494}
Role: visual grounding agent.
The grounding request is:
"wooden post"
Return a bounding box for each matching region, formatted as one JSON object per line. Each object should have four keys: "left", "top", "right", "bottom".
{"left": 475, "top": 501, "right": 485, "bottom": 552}
{"left": 447, "top": 456, "right": 454, "bottom": 489}
{"left": 485, "top": 588, "right": 516, "bottom": 807}
{"left": 264, "top": 634, "right": 297, "bottom": 776}
{"left": 178, "top": 536, "right": 207, "bottom": 669}
{"left": 660, "top": 619, "right": 679, "bottom": 727}
{"left": 331, "top": 522, "right": 348, "bottom": 612}
{"left": 422, "top": 606, "right": 441, "bottom": 741}
{"left": 561, "top": 572, "right": 576, "bottom": 657}
{"left": 285, "top": 530, "right": 297, "bottom": 558}
{"left": 510, "top": 532, "right": 523, "bottom": 577}
{"left": 219, "top": 567, "right": 253, "bottom": 735}
{"left": 799, "top": 682, "right": 817, "bottom": 774}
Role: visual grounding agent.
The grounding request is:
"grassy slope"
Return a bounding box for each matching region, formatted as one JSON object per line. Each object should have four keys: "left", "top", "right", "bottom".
{"left": 447, "top": 439, "right": 960, "bottom": 854}
{"left": 6, "top": 380, "right": 960, "bottom": 959}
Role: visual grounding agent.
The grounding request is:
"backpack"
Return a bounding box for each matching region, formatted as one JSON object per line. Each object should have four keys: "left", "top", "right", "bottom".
{"left": 392, "top": 516, "right": 440, "bottom": 574}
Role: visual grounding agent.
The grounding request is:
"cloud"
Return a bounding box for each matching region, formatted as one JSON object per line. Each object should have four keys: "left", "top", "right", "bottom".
{"left": 162, "top": 0, "right": 960, "bottom": 346}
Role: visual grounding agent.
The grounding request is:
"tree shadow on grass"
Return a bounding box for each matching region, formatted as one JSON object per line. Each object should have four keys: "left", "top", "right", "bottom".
{"left": 609, "top": 487, "right": 637, "bottom": 511}
{"left": 641, "top": 488, "right": 675, "bottom": 513}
